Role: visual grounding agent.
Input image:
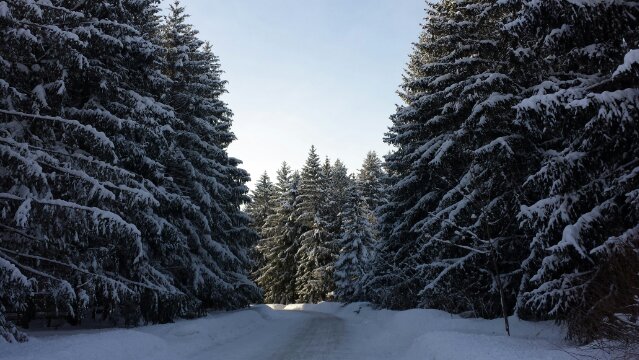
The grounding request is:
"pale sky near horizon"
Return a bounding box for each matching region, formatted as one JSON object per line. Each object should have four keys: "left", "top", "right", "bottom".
{"left": 161, "top": 0, "right": 426, "bottom": 188}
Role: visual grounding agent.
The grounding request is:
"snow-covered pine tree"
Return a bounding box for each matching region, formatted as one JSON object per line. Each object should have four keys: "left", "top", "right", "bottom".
{"left": 160, "top": 0, "right": 260, "bottom": 310}
{"left": 0, "top": 1, "right": 63, "bottom": 341}
{"left": 327, "top": 159, "right": 351, "bottom": 241}
{"left": 353, "top": 153, "right": 386, "bottom": 299}
{"left": 510, "top": 0, "right": 639, "bottom": 342}
{"left": 217, "top": 155, "right": 261, "bottom": 307}
{"left": 200, "top": 42, "right": 260, "bottom": 307}
{"left": 1, "top": 0, "right": 258, "bottom": 337}
{"left": 321, "top": 157, "right": 333, "bottom": 183}
{"left": 0, "top": 258, "right": 30, "bottom": 342}
{"left": 257, "top": 163, "right": 301, "bottom": 304}
{"left": 331, "top": 160, "right": 350, "bottom": 201}
{"left": 295, "top": 146, "right": 336, "bottom": 302}
{"left": 0, "top": 0, "right": 187, "bottom": 336}
{"left": 246, "top": 171, "right": 276, "bottom": 274}
{"left": 247, "top": 172, "right": 277, "bottom": 235}
{"left": 63, "top": 0, "right": 200, "bottom": 323}
{"left": 372, "top": 0, "right": 531, "bottom": 319}
{"left": 334, "top": 177, "right": 375, "bottom": 303}
{"left": 357, "top": 151, "right": 386, "bottom": 213}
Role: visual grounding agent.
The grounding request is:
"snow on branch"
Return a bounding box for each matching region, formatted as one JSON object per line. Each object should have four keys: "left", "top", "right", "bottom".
{"left": 0, "top": 193, "right": 145, "bottom": 263}
{"left": 613, "top": 49, "right": 639, "bottom": 77}
{"left": 0, "top": 109, "right": 115, "bottom": 152}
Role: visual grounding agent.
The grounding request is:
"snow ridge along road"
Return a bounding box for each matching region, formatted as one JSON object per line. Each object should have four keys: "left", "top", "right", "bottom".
{"left": 0, "top": 302, "right": 615, "bottom": 360}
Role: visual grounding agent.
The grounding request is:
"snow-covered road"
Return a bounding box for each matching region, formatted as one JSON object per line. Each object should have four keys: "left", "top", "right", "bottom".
{"left": 207, "top": 308, "right": 349, "bottom": 360}
{"left": 0, "top": 303, "right": 615, "bottom": 360}
{"left": 264, "top": 311, "right": 344, "bottom": 360}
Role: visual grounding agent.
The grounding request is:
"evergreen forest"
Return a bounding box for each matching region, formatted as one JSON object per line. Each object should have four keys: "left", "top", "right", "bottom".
{"left": 1, "top": 0, "right": 638, "bottom": 348}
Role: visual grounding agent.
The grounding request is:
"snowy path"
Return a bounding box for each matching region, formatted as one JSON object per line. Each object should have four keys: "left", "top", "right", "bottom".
{"left": 1, "top": 303, "right": 613, "bottom": 360}
{"left": 207, "top": 309, "right": 348, "bottom": 360}
{"left": 264, "top": 311, "right": 344, "bottom": 360}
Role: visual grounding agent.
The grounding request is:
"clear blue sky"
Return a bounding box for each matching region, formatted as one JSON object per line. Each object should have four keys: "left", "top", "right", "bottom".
{"left": 161, "top": 0, "right": 425, "bottom": 187}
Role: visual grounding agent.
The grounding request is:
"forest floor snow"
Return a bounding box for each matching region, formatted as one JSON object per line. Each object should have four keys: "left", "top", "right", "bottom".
{"left": 0, "top": 302, "right": 622, "bottom": 360}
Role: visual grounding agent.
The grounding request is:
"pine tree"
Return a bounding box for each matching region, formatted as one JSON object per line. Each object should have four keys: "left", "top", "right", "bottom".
{"left": 0, "top": 1, "right": 73, "bottom": 341}
{"left": 0, "top": 258, "right": 30, "bottom": 342}
{"left": 160, "top": 0, "right": 260, "bottom": 309}
{"left": 219, "top": 157, "right": 261, "bottom": 307}
{"left": 247, "top": 172, "right": 277, "bottom": 235}
{"left": 372, "top": 0, "right": 531, "bottom": 320}
{"left": 334, "top": 178, "right": 375, "bottom": 303}
{"left": 295, "top": 146, "right": 336, "bottom": 302}
{"left": 327, "top": 159, "right": 351, "bottom": 240}
{"left": 320, "top": 157, "right": 335, "bottom": 226}
{"left": 331, "top": 160, "right": 350, "bottom": 200}
{"left": 246, "top": 171, "right": 276, "bottom": 273}
{"left": 357, "top": 151, "right": 386, "bottom": 212}
{"left": 352, "top": 153, "right": 386, "bottom": 299}
{"left": 510, "top": 0, "right": 639, "bottom": 342}
{"left": 0, "top": 1, "right": 258, "bottom": 339}
{"left": 0, "top": 0, "right": 189, "bottom": 336}
{"left": 257, "top": 163, "right": 300, "bottom": 304}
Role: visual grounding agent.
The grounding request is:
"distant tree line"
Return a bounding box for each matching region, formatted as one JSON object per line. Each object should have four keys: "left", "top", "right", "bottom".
{"left": 0, "top": 0, "right": 258, "bottom": 342}
{"left": 247, "top": 148, "right": 386, "bottom": 304}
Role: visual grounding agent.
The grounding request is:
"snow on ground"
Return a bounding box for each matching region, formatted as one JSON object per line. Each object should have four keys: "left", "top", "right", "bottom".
{"left": 0, "top": 302, "right": 617, "bottom": 360}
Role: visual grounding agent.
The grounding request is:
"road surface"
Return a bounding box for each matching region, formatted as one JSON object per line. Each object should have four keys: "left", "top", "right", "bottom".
{"left": 205, "top": 305, "right": 397, "bottom": 360}
{"left": 265, "top": 311, "right": 345, "bottom": 360}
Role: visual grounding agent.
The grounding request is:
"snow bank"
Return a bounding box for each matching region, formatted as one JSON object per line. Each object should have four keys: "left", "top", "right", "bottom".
{"left": 273, "top": 302, "right": 614, "bottom": 359}
{"left": 0, "top": 310, "right": 267, "bottom": 360}
{"left": 268, "top": 301, "right": 345, "bottom": 313}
